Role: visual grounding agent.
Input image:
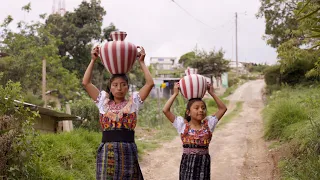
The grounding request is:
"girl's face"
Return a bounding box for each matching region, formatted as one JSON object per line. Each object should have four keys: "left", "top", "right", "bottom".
{"left": 188, "top": 101, "right": 207, "bottom": 121}
{"left": 110, "top": 77, "right": 128, "bottom": 99}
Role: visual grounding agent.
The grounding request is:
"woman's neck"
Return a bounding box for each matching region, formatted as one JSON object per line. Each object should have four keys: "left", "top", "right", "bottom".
{"left": 189, "top": 119, "right": 202, "bottom": 130}
{"left": 113, "top": 97, "right": 125, "bottom": 104}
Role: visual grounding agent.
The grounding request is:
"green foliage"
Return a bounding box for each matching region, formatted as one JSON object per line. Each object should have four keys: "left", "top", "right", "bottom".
{"left": 0, "top": 80, "right": 40, "bottom": 179}
{"left": 178, "top": 51, "right": 195, "bottom": 67}
{"left": 70, "top": 95, "right": 100, "bottom": 132}
{"left": 258, "top": 0, "right": 320, "bottom": 81}
{"left": 205, "top": 98, "right": 229, "bottom": 115}
{"left": 257, "top": 0, "right": 300, "bottom": 48}
{"left": 45, "top": 0, "right": 106, "bottom": 79}
{"left": 306, "top": 58, "right": 320, "bottom": 78}
{"left": 244, "top": 63, "right": 269, "bottom": 73}
{"left": 128, "top": 62, "right": 146, "bottom": 89}
{"left": 263, "top": 85, "right": 320, "bottom": 179}
{"left": 102, "top": 23, "right": 118, "bottom": 41}
{"left": 22, "top": 92, "right": 44, "bottom": 106}
{"left": 264, "top": 60, "right": 318, "bottom": 86}
{"left": 190, "top": 49, "right": 230, "bottom": 79}
{"left": 138, "top": 94, "right": 186, "bottom": 128}
{"left": 0, "top": 12, "right": 80, "bottom": 100}
{"left": 264, "top": 65, "right": 281, "bottom": 86}
{"left": 264, "top": 84, "right": 281, "bottom": 96}
{"left": 264, "top": 99, "right": 308, "bottom": 139}
{"left": 21, "top": 3, "right": 31, "bottom": 13}
{"left": 228, "top": 75, "right": 240, "bottom": 87}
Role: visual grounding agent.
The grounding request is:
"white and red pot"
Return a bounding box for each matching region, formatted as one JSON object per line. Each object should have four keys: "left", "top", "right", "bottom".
{"left": 179, "top": 74, "right": 207, "bottom": 100}
{"left": 99, "top": 31, "right": 139, "bottom": 74}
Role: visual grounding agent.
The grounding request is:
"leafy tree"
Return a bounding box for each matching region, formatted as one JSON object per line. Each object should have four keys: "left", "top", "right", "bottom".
{"left": 296, "top": 0, "right": 320, "bottom": 78}
{"left": 179, "top": 51, "right": 195, "bottom": 67}
{"left": 257, "top": 0, "right": 301, "bottom": 48}
{"left": 102, "top": 23, "right": 118, "bottom": 41}
{"left": 258, "top": 0, "right": 320, "bottom": 80}
{"left": 0, "top": 5, "right": 80, "bottom": 101}
{"left": 45, "top": 0, "right": 106, "bottom": 79}
{"left": 190, "top": 49, "right": 230, "bottom": 83}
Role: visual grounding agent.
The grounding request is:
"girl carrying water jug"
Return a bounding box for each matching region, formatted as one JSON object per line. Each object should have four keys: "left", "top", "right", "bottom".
{"left": 163, "top": 74, "right": 227, "bottom": 180}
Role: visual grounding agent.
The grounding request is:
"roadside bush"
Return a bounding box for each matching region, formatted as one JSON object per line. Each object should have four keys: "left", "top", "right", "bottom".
{"left": 0, "top": 81, "right": 40, "bottom": 179}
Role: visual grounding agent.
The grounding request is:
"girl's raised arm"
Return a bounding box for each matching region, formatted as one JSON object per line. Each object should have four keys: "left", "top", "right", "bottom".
{"left": 207, "top": 83, "right": 227, "bottom": 120}
{"left": 162, "top": 82, "right": 180, "bottom": 123}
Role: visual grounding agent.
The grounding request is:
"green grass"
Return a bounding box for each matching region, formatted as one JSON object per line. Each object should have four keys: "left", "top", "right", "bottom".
{"left": 32, "top": 127, "right": 176, "bottom": 180}
{"left": 34, "top": 129, "right": 100, "bottom": 180}
{"left": 263, "top": 84, "right": 320, "bottom": 179}
{"left": 264, "top": 100, "right": 308, "bottom": 140}
{"left": 268, "top": 141, "right": 282, "bottom": 149}
{"left": 205, "top": 98, "right": 229, "bottom": 115}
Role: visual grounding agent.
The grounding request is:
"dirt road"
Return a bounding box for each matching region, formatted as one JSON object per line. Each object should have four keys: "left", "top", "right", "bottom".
{"left": 140, "top": 80, "right": 275, "bottom": 180}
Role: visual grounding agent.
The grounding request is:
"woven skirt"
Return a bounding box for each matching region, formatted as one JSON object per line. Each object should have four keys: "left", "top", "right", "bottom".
{"left": 179, "top": 153, "right": 211, "bottom": 180}
{"left": 96, "top": 142, "right": 144, "bottom": 180}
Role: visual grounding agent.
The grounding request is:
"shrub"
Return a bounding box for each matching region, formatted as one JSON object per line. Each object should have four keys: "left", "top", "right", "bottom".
{"left": 0, "top": 81, "right": 40, "bottom": 179}
{"left": 264, "top": 99, "right": 308, "bottom": 139}
{"left": 71, "top": 96, "right": 100, "bottom": 132}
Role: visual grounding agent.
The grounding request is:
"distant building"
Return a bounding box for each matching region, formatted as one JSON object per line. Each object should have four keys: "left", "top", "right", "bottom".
{"left": 228, "top": 60, "right": 248, "bottom": 74}
{"left": 150, "top": 57, "right": 177, "bottom": 70}
{"left": 149, "top": 57, "right": 184, "bottom": 78}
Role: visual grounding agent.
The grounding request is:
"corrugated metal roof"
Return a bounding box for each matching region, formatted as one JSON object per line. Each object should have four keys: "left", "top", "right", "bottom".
{"left": 12, "top": 99, "right": 81, "bottom": 121}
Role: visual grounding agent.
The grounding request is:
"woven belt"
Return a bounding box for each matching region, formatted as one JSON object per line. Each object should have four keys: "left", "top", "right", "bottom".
{"left": 102, "top": 130, "right": 134, "bottom": 143}
{"left": 183, "top": 148, "right": 209, "bottom": 155}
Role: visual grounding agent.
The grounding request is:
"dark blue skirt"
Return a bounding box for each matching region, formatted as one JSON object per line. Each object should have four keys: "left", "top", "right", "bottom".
{"left": 179, "top": 153, "right": 211, "bottom": 180}
{"left": 96, "top": 142, "right": 143, "bottom": 180}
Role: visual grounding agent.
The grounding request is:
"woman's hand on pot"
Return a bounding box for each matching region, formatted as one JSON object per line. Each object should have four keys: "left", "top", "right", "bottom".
{"left": 91, "top": 46, "right": 99, "bottom": 61}
{"left": 138, "top": 46, "right": 146, "bottom": 62}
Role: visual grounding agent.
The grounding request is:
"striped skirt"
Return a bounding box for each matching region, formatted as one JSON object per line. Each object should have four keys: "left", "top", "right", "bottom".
{"left": 179, "top": 153, "right": 211, "bottom": 180}
{"left": 96, "top": 142, "right": 144, "bottom": 180}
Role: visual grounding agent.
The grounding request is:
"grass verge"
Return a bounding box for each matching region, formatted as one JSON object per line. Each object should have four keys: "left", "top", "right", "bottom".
{"left": 263, "top": 85, "right": 320, "bottom": 179}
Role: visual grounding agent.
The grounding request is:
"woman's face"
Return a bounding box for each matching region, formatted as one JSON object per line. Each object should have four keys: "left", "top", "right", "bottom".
{"left": 188, "top": 100, "right": 207, "bottom": 121}
{"left": 110, "top": 77, "right": 128, "bottom": 99}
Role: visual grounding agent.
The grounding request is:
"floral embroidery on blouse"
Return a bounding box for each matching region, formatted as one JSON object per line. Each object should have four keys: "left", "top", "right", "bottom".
{"left": 95, "top": 91, "right": 143, "bottom": 131}
{"left": 103, "top": 99, "right": 129, "bottom": 114}
{"left": 181, "top": 120, "right": 212, "bottom": 146}
{"left": 173, "top": 116, "right": 219, "bottom": 147}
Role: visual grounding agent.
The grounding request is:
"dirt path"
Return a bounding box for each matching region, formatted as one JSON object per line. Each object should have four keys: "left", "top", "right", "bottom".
{"left": 140, "top": 80, "right": 276, "bottom": 180}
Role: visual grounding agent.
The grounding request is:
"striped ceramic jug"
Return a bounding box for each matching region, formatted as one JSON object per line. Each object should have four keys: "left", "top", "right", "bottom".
{"left": 179, "top": 73, "right": 207, "bottom": 100}
{"left": 99, "top": 31, "right": 139, "bottom": 74}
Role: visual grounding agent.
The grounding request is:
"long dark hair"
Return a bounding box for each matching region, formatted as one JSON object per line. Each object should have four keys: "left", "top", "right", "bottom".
{"left": 184, "top": 98, "right": 207, "bottom": 122}
{"left": 106, "top": 74, "right": 129, "bottom": 100}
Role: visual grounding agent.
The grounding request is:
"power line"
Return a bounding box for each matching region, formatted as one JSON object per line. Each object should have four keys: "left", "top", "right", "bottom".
{"left": 171, "top": 0, "right": 233, "bottom": 31}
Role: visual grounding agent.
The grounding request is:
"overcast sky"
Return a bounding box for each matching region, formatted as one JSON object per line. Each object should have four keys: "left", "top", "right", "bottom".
{"left": 0, "top": 0, "right": 278, "bottom": 65}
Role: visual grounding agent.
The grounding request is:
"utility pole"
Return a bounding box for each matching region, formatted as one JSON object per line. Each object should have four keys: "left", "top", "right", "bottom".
{"left": 235, "top": 12, "right": 239, "bottom": 76}
{"left": 42, "top": 59, "right": 47, "bottom": 108}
